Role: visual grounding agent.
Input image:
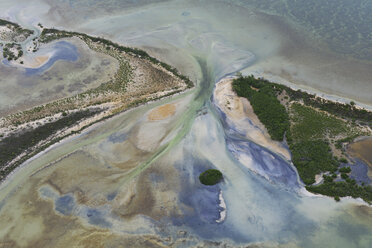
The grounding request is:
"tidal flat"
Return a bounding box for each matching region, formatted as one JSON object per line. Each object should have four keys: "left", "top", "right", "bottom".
{"left": 0, "top": 0, "right": 372, "bottom": 247}
{"left": 0, "top": 37, "right": 119, "bottom": 116}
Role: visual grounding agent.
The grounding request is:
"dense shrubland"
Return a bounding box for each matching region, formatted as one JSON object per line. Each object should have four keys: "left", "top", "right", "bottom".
{"left": 232, "top": 75, "right": 372, "bottom": 203}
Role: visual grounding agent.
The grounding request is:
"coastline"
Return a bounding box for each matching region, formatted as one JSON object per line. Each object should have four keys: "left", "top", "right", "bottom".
{"left": 0, "top": 86, "right": 194, "bottom": 190}
{"left": 217, "top": 75, "right": 372, "bottom": 204}
{"left": 245, "top": 70, "right": 372, "bottom": 111}
{"left": 213, "top": 77, "right": 291, "bottom": 161}
{"left": 0, "top": 23, "right": 195, "bottom": 182}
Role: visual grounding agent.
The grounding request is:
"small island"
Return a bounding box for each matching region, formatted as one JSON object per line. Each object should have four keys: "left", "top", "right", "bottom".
{"left": 199, "top": 169, "right": 223, "bottom": 185}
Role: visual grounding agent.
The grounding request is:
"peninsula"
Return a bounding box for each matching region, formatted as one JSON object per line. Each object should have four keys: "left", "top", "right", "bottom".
{"left": 0, "top": 19, "right": 193, "bottom": 181}
{"left": 231, "top": 75, "right": 372, "bottom": 203}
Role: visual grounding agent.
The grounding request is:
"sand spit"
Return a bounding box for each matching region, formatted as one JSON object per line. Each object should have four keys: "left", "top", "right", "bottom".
{"left": 0, "top": 30, "right": 192, "bottom": 181}
{"left": 8, "top": 55, "right": 49, "bottom": 69}
{"left": 216, "top": 190, "right": 226, "bottom": 223}
{"left": 213, "top": 77, "right": 291, "bottom": 161}
{"left": 24, "top": 55, "right": 49, "bottom": 68}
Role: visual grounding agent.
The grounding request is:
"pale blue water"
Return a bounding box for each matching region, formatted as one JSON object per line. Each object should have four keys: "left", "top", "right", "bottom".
{"left": 25, "top": 41, "right": 79, "bottom": 75}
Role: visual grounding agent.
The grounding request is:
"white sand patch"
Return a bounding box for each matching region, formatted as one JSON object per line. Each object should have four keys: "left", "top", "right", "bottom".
{"left": 0, "top": 26, "right": 13, "bottom": 40}
{"left": 216, "top": 190, "right": 227, "bottom": 223}
{"left": 314, "top": 173, "right": 324, "bottom": 185}
{"left": 0, "top": 26, "right": 12, "bottom": 33}
{"left": 19, "top": 52, "right": 53, "bottom": 68}
{"left": 213, "top": 77, "right": 291, "bottom": 161}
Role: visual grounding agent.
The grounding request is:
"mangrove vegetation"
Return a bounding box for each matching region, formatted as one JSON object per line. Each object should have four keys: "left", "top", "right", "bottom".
{"left": 199, "top": 169, "right": 223, "bottom": 185}
{"left": 232, "top": 75, "right": 372, "bottom": 203}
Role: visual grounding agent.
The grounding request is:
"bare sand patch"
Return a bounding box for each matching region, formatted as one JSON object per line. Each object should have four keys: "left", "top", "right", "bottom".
{"left": 148, "top": 103, "right": 176, "bottom": 121}
{"left": 214, "top": 78, "right": 291, "bottom": 161}
{"left": 32, "top": 56, "right": 49, "bottom": 67}
{"left": 18, "top": 54, "right": 51, "bottom": 68}
{"left": 23, "top": 55, "right": 50, "bottom": 68}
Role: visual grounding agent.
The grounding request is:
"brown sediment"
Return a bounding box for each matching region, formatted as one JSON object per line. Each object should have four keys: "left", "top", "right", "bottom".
{"left": 35, "top": 56, "right": 48, "bottom": 63}
{"left": 348, "top": 137, "right": 372, "bottom": 167}
{"left": 113, "top": 174, "right": 155, "bottom": 220}
{"left": 148, "top": 103, "right": 176, "bottom": 121}
{"left": 31, "top": 56, "right": 49, "bottom": 67}
{"left": 0, "top": 32, "right": 190, "bottom": 180}
{"left": 113, "top": 162, "right": 180, "bottom": 222}
{"left": 348, "top": 137, "right": 372, "bottom": 179}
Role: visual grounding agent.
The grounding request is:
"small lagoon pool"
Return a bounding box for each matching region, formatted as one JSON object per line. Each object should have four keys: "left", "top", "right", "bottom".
{"left": 25, "top": 41, "right": 79, "bottom": 75}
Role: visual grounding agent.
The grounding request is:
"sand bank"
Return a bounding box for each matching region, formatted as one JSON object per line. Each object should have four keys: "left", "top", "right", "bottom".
{"left": 148, "top": 103, "right": 176, "bottom": 121}
{"left": 213, "top": 77, "right": 291, "bottom": 161}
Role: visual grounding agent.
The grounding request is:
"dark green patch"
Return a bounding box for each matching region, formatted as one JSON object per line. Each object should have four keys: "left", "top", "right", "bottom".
{"left": 231, "top": 75, "right": 372, "bottom": 203}
{"left": 232, "top": 75, "right": 289, "bottom": 141}
{"left": 290, "top": 140, "right": 338, "bottom": 185}
{"left": 199, "top": 169, "right": 223, "bottom": 186}
{"left": 0, "top": 109, "right": 100, "bottom": 179}
{"left": 307, "top": 182, "right": 372, "bottom": 204}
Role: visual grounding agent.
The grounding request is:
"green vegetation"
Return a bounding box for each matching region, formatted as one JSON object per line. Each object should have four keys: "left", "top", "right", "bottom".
{"left": 285, "top": 88, "right": 372, "bottom": 128}
{"left": 0, "top": 19, "right": 17, "bottom": 26}
{"left": 307, "top": 182, "right": 372, "bottom": 204}
{"left": 339, "top": 167, "right": 351, "bottom": 173}
{"left": 0, "top": 21, "right": 195, "bottom": 183}
{"left": 341, "top": 173, "right": 348, "bottom": 180}
{"left": 288, "top": 103, "right": 358, "bottom": 184}
{"left": 2, "top": 43, "right": 22, "bottom": 61}
{"left": 232, "top": 76, "right": 289, "bottom": 141}
{"left": 290, "top": 140, "right": 338, "bottom": 185}
{"left": 39, "top": 28, "right": 193, "bottom": 88}
{"left": 339, "top": 158, "right": 348, "bottom": 163}
{"left": 0, "top": 109, "right": 100, "bottom": 178}
{"left": 233, "top": 72, "right": 372, "bottom": 128}
{"left": 231, "top": 75, "right": 372, "bottom": 203}
{"left": 0, "top": 19, "right": 34, "bottom": 61}
{"left": 199, "top": 169, "right": 223, "bottom": 185}
{"left": 290, "top": 103, "right": 355, "bottom": 142}
{"left": 0, "top": 18, "right": 34, "bottom": 39}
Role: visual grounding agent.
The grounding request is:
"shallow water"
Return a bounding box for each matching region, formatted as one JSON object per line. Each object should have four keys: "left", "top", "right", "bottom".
{"left": 0, "top": 0, "right": 372, "bottom": 247}
{"left": 24, "top": 41, "right": 79, "bottom": 75}
{"left": 349, "top": 137, "right": 372, "bottom": 181}
{"left": 0, "top": 37, "right": 118, "bottom": 116}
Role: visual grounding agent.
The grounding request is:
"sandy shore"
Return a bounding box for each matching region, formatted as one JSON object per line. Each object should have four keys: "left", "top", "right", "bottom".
{"left": 213, "top": 77, "right": 291, "bottom": 161}
{"left": 246, "top": 70, "right": 372, "bottom": 111}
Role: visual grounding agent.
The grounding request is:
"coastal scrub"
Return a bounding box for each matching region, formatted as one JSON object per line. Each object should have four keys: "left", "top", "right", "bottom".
{"left": 231, "top": 75, "right": 372, "bottom": 203}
